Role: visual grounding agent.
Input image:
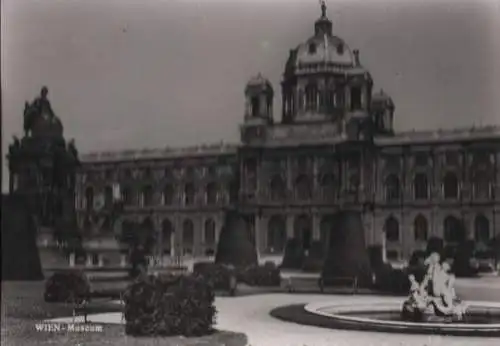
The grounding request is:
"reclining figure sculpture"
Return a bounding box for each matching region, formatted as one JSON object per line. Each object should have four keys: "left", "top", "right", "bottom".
{"left": 402, "top": 252, "right": 467, "bottom": 322}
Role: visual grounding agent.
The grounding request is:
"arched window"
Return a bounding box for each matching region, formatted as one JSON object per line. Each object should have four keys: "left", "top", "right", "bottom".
{"left": 163, "top": 184, "right": 174, "bottom": 205}
{"left": 141, "top": 185, "right": 154, "bottom": 207}
{"left": 205, "top": 182, "right": 217, "bottom": 204}
{"left": 443, "top": 216, "right": 465, "bottom": 243}
{"left": 294, "top": 214, "right": 312, "bottom": 250}
{"left": 294, "top": 175, "right": 312, "bottom": 200}
{"left": 474, "top": 215, "right": 490, "bottom": 243}
{"left": 121, "top": 186, "right": 132, "bottom": 205}
{"left": 350, "top": 86, "right": 362, "bottom": 111}
{"left": 267, "top": 215, "right": 286, "bottom": 253}
{"left": 85, "top": 187, "right": 94, "bottom": 211}
{"left": 443, "top": 172, "right": 459, "bottom": 199}
{"left": 414, "top": 215, "right": 428, "bottom": 242}
{"left": 305, "top": 84, "right": 318, "bottom": 111}
{"left": 385, "top": 175, "right": 401, "bottom": 202}
{"left": 320, "top": 173, "right": 336, "bottom": 200}
{"left": 472, "top": 171, "right": 491, "bottom": 199}
{"left": 325, "top": 89, "right": 335, "bottom": 111}
{"left": 413, "top": 174, "right": 429, "bottom": 200}
{"left": 385, "top": 216, "right": 399, "bottom": 242}
{"left": 269, "top": 175, "right": 286, "bottom": 201}
{"left": 184, "top": 183, "right": 195, "bottom": 206}
{"left": 142, "top": 167, "right": 152, "bottom": 179}
{"left": 104, "top": 185, "right": 113, "bottom": 208}
{"left": 142, "top": 217, "right": 154, "bottom": 231}
{"left": 123, "top": 168, "right": 132, "bottom": 179}
{"left": 244, "top": 159, "right": 257, "bottom": 191}
{"left": 229, "top": 181, "right": 238, "bottom": 204}
{"left": 164, "top": 167, "right": 172, "bottom": 179}
{"left": 120, "top": 220, "right": 135, "bottom": 244}
{"left": 182, "top": 219, "right": 194, "bottom": 255}
{"left": 348, "top": 174, "right": 360, "bottom": 193}
{"left": 251, "top": 96, "right": 260, "bottom": 117}
{"left": 204, "top": 218, "right": 216, "bottom": 246}
{"left": 162, "top": 219, "right": 174, "bottom": 255}
{"left": 102, "top": 215, "right": 113, "bottom": 233}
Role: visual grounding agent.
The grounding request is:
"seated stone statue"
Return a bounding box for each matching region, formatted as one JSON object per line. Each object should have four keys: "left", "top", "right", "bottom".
{"left": 402, "top": 252, "right": 467, "bottom": 322}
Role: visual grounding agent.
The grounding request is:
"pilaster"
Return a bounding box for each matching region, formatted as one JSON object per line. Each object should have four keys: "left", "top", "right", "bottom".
{"left": 286, "top": 213, "right": 294, "bottom": 238}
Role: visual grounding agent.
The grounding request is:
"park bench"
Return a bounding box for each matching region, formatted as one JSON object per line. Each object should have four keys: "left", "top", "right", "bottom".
{"left": 318, "top": 276, "right": 358, "bottom": 294}
{"left": 71, "top": 294, "right": 91, "bottom": 324}
{"left": 283, "top": 275, "right": 321, "bottom": 293}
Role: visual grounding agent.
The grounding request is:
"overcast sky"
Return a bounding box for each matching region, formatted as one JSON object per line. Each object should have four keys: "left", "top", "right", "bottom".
{"left": 2, "top": 0, "right": 500, "bottom": 192}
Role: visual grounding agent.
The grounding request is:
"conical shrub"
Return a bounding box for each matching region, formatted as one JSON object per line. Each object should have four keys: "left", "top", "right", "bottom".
{"left": 215, "top": 210, "right": 257, "bottom": 268}
{"left": 321, "top": 211, "right": 372, "bottom": 287}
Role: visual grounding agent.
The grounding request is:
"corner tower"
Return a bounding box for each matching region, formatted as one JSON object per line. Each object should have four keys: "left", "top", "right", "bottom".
{"left": 240, "top": 74, "right": 274, "bottom": 144}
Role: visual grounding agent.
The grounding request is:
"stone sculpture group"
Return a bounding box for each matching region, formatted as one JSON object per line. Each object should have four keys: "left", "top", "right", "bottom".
{"left": 402, "top": 252, "right": 468, "bottom": 322}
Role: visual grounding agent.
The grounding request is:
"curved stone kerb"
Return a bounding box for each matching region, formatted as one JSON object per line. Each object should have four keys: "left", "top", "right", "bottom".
{"left": 305, "top": 300, "right": 500, "bottom": 331}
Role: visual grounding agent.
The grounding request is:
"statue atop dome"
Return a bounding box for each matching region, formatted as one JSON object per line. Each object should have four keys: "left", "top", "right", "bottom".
{"left": 320, "top": 0, "right": 327, "bottom": 18}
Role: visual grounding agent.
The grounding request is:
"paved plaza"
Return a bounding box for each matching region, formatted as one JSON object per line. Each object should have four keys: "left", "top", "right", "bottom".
{"left": 46, "top": 277, "right": 500, "bottom": 346}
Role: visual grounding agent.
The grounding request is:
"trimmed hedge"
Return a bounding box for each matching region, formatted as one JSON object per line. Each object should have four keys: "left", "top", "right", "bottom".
{"left": 193, "top": 261, "right": 281, "bottom": 288}
{"left": 44, "top": 270, "right": 91, "bottom": 303}
{"left": 237, "top": 264, "right": 281, "bottom": 287}
{"left": 123, "top": 274, "right": 216, "bottom": 337}
{"left": 193, "top": 262, "right": 234, "bottom": 291}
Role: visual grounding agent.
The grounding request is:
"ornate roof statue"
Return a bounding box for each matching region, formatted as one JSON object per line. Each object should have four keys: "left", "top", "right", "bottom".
{"left": 320, "top": 0, "right": 327, "bottom": 18}
{"left": 23, "top": 86, "right": 63, "bottom": 139}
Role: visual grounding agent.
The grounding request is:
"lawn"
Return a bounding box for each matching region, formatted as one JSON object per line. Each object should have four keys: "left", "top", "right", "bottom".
{"left": 1, "top": 281, "right": 247, "bottom": 346}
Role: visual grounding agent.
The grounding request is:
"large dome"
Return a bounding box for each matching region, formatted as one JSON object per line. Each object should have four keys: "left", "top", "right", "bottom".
{"left": 293, "top": 34, "right": 354, "bottom": 67}
{"left": 284, "top": 5, "right": 356, "bottom": 76}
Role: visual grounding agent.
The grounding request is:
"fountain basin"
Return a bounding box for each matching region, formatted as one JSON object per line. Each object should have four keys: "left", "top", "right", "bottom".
{"left": 302, "top": 300, "right": 500, "bottom": 336}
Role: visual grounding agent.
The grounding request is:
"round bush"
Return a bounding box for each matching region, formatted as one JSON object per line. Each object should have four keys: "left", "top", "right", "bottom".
{"left": 123, "top": 274, "right": 216, "bottom": 337}
{"left": 44, "top": 270, "right": 91, "bottom": 303}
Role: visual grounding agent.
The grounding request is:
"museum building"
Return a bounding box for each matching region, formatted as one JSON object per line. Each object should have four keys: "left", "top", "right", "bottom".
{"left": 66, "top": 5, "right": 500, "bottom": 267}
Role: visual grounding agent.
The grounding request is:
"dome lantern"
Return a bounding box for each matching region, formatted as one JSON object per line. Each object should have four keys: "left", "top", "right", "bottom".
{"left": 315, "top": 1, "right": 333, "bottom": 36}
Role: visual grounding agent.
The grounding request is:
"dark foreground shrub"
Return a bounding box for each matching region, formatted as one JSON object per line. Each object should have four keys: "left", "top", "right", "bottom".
{"left": 44, "top": 270, "right": 91, "bottom": 303}
{"left": 123, "top": 274, "right": 216, "bottom": 337}
{"left": 237, "top": 264, "right": 281, "bottom": 287}
{"left": 373, "top": 264, "right": 410, "bottom": 295}
{"left": 193, "top": 261, "right": 234, "bottom": 291}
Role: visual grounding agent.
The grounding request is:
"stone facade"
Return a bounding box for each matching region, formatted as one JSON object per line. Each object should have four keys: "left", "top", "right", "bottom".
{"left": 73, "top": 5, "right": 500, "bottom": 266}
